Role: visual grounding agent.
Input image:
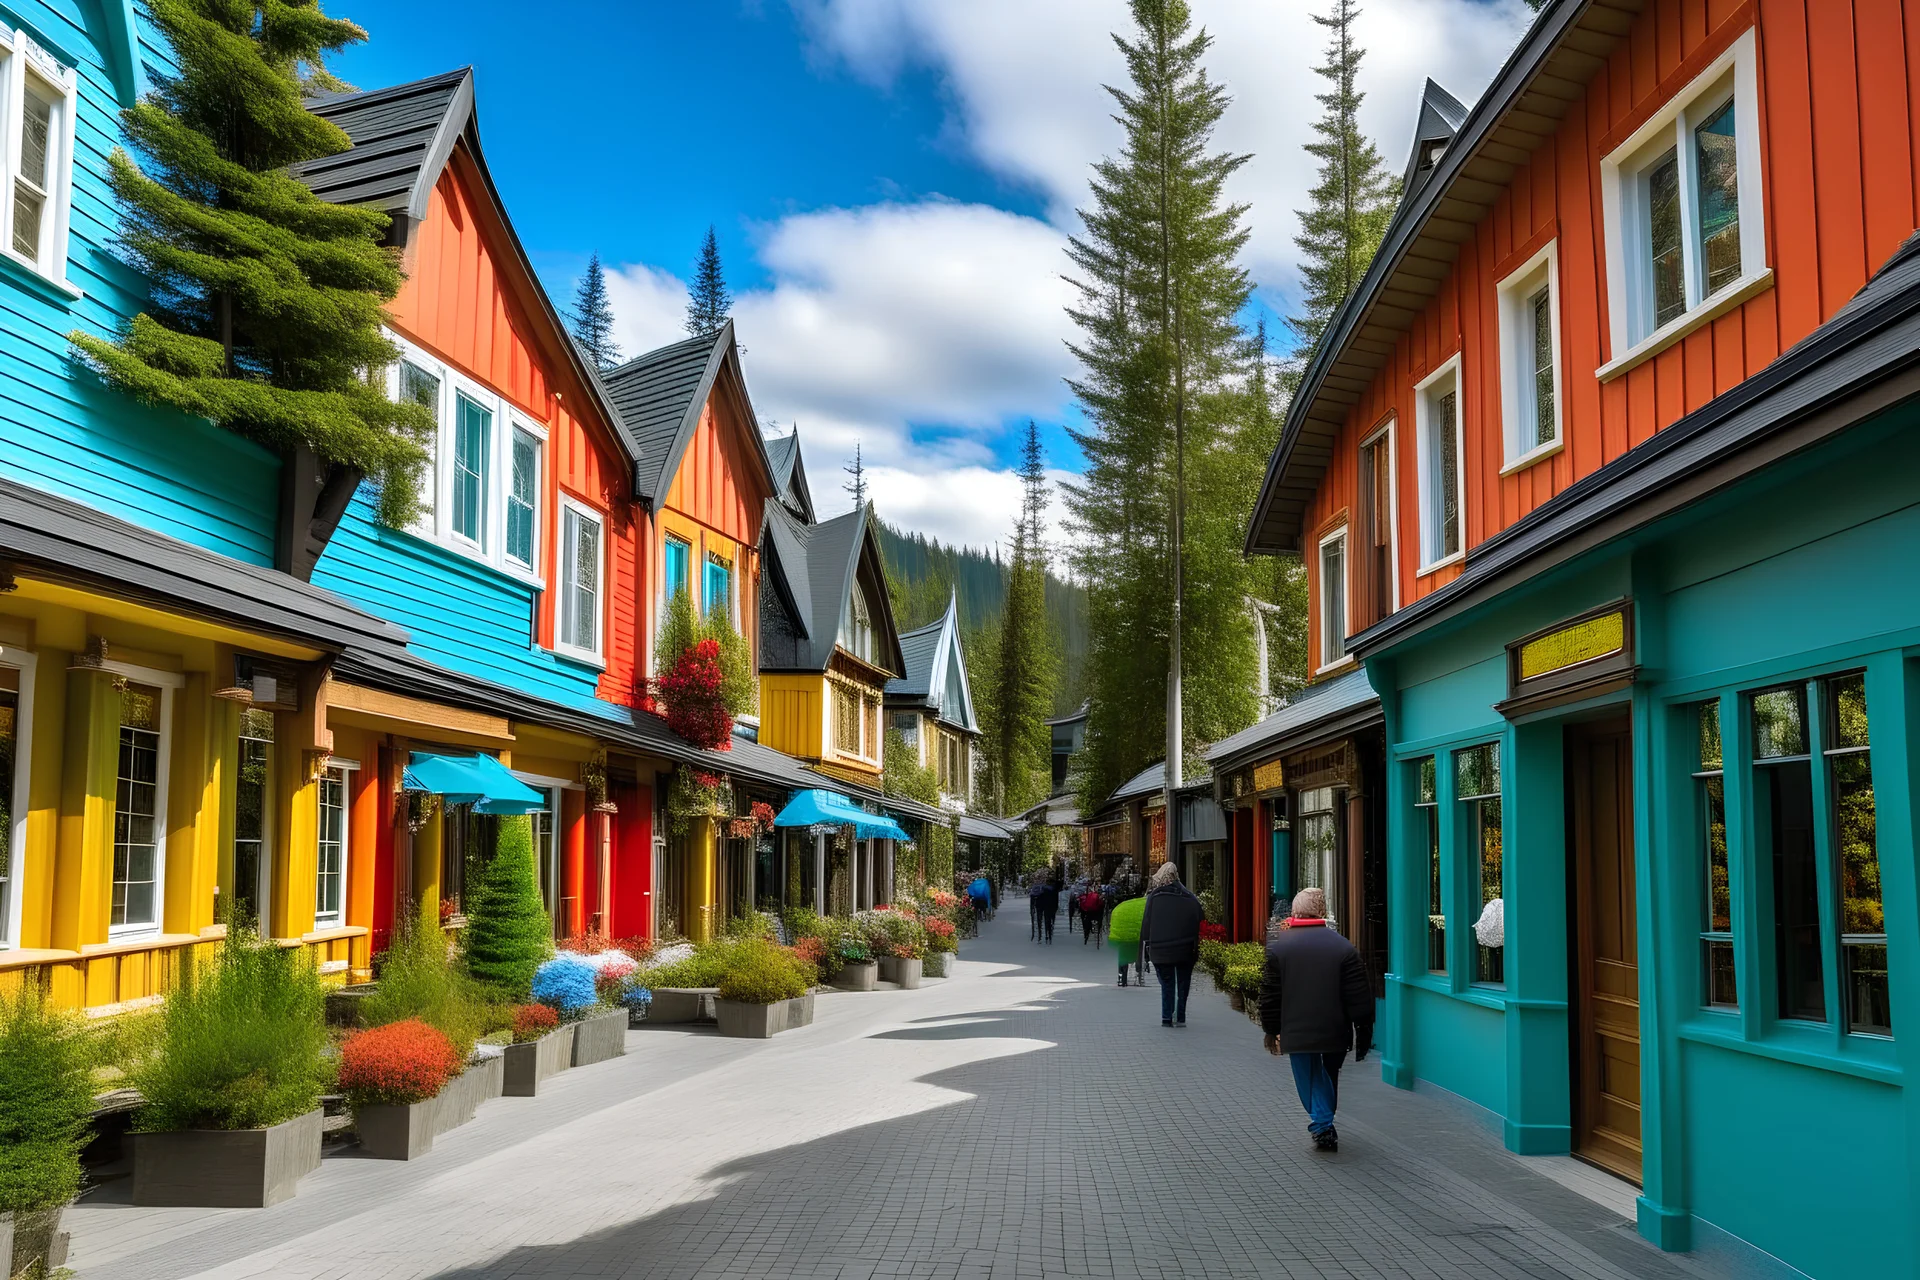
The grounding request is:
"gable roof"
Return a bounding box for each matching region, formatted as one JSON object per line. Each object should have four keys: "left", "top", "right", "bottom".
{"left": 764, "top": 428, "right": 816, "bottom": 522}
{"left": 602, "top": 321, "right": 778, "bottom": 511}
{"left": 1399, "top": 79, "right": 1469, "bottom": 202}
{"left": 1204, "top": 667, "right": 1382, "bottom": 775}
{"left": 295, "top": 69, "right": 642, "bottom": 469}
{"left": 884, "top": 592, "right": 978, "bottom": 732}
{"left": 1246, "top": 0, "right": 1648, "bottom": 556}
{"left": 759, "top": 500, "right": 906, "bottom": 676}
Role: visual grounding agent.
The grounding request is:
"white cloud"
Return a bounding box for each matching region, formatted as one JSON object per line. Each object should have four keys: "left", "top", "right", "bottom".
{"left": 793, "top": 0, "right": 1533, "bottom": 323}
{"left": 605, "top": 202, "right": 1079, "bottom": 551}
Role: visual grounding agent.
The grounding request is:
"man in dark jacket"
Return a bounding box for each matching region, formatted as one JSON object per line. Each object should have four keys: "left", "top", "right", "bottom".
{"left": 1260, "top": 887, "right": 1373, "bottom": 1152}
{"left": 1138, "top": 861, "right": 1203, "bottom": 1026}
{"left": 1036, "top": 879, "right": 1061, "bottom": 943}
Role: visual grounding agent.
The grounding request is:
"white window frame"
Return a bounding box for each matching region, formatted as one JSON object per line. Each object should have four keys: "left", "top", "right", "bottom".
{"left": 104, "top": 662, "right": 182, "bottom": 940}
{"left": 1414, "top": 355, "right": 1466, "bottom": 574}
{"left": 0, "top": 648, "right": 35, "bottom": 949}
{"left": 1598, "top": 29, "right": 1768, "bottom": 379}
{"left": 555, "top": 494, "right": 606, "bottom": 666}
{"left": 1315, "top": 526, "right": 1349, "bottom": 675}
{"left": 313, "top": 758, "right": 357, "bottom": 929}
{"left": 386, "top": 332, "right": 546, "bottom": 587}
{"left": 0, "top": 29, "right": 78, "bottom": 295}
{"left": 1496, "top": 241, "right": 1565, "bottom": 472}
{"left": 1357, "top": 417, "right": 1400, "bottom": 617}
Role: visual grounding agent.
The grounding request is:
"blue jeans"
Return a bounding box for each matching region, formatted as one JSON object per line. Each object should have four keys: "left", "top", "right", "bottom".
{"left": 1155, "top": 959, "right": 1193, "bottom": 1023}
{"left": 1289, "top": 1051, "right": 1345, "bottom": 1135}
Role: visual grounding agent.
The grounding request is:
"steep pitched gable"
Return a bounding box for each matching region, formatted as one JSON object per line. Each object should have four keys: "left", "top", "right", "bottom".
{"left": 602, "top": 322, "right": 779, "bottom": 512}
{"left": 757, "top": 500, "right": 904, "bottom": 676}
{"left": 886, "top": 592, "right": 977, "bottom": 731}
{"left": 764, "top": 427, "right": 816, "bottom": 522}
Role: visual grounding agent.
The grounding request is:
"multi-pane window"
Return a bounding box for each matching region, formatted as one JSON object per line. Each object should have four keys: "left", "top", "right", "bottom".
{"left": 315, "top": 766, "right": 348, "bottom": 927}
{"left": 2, "top": 40, "right": 74, "bottom": 284}
{"left": 1356, "top": 432, "right": 1392, "bottom": 627}
{"left": 0, "top": 667, "right": 17, "bottom": 945}
{"left": 1827, "top": 674, "right": 1888, "bottom": 1036}
{"left": 400, "top": 363, "right": 441, "bottom": 520}
{"left": 840, "top": 583, "right": 874, "bottom": 664}
{"left": 1694, "top": 701, "right": 1734, "bottom": 1008}
{"left": 232, "top": 708, "right": 273, "bottom": 930}
{"left": 704, "top": 554, "right": 732, "bottom": 622}
{"left": 664, "top": 536, "right": 691, "bottom": 604}
{"left": 1528, "top": 287, "right": 1556, "bottom": 446}
{"left": 1498, "top": 248, "right": 1561, "bottom": 465}
{"left": 1456, "top": 742, "right": 1502, "bottom": 986}
{"left": 1417, "top": 361, "right": 1462, "bottom": 568}
{"left": 12, "top": 78, "right": 53, "bottom": 262}
{"left": 506, "top": 427, "right": 539, "bottom": 569}
{"left": 1752, "top": 683, "right": 1821, "bottom": 1022}
{"left": 559, "top": 504, "right": 603, "bottom": 658}
{"left": 1296, "top": 786, "right": 1339, "bottom": 926}
{"left": 452, "top": 393, "right": 491, "bottom": 546}
{"left": 1416, "top": 756, "right": 1443, "bottom": 974}
{"left": 1318, "top": 530, "right": 1346, "bottom": 667}
{"left": 113, "top": 683, "right": 164, "bottom": 931}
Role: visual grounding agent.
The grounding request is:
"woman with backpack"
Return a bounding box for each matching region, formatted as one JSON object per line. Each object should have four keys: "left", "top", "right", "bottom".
{"left": 1078, "top": 884, "right": 1105, "bottom": 945}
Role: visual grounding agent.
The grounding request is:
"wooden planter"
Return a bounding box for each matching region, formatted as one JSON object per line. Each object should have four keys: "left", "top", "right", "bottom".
{"left": 2, "top": 1204, "right": 68, "bottom": 1279}
{"left": 649, "top": 987, "right": 719, "bottom": 1023}
{"left": 716, "top": 992, "right": 817, "bottom": 1038}
{"left": 831, "top": 960, "right": 878, "bottom": 991}
{"left": 924, "top": 952, "right": 953, "bottom": 978}
{"left": 133, "top": 1108, "right": 322, "bottom": 1207}
{"left": 355, "top": 1058, "right": 502, "bottom": 1160}
{"left": 503, "top": 1024, "right": 577, "bottom": 1097}
{"left": 570, "top": 1008, "right": 628, "bottom": 1066}
{"left": 878, "top": 956, "right": 924, "bottom": 989}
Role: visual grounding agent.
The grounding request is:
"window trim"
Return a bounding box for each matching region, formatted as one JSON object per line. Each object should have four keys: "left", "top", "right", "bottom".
{"left": 313, "top": 759, "right": 357, "bottom": 930}
{"left": 0, "top": 30, "right": 78, "bottom": 296}
{"left": 554, "top": 494, "right": 606, "bottom": 667}
{"left": 1357, "top": 418, "right": 1400, "bottom": 620}
{"left": 1495, "top": 240, "right": 1565, "bottom": 472}
{"left": 1454, "top": 740, "right": 1504, "bottom": 990}
{"left": 104, "top": 662, "right": 183, "bottom": 940}
{"left": 504, "top": 420, "right": 543, "bottom": 573}
{"left": 703, "top": 550, "right": 735, "bottom": 623}
{"left": 232, "top": 706, "right": 275, "bottom": 932}
{"left": 1314, "top": 524, "right": 1349, "bottom": 675}
{"left": 1413, "top": 355, "right": 1466, "bottom": 575}
{"left": 1598, "top": 29, "right": 1768, "bottom": 379}
{"left": 0, "top": 649, "right": 35, "bottom": 949}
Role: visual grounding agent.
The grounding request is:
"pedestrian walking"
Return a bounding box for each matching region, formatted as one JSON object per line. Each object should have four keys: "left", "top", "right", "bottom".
{"left": 1139, "top": 861, "right": 1202, "bottom": 1027}
{"left": 1107, "top": 894, "right": 1146, "bottom": 986}
{"left": 1078, "top": 884, "right": 1104, "bottom": 945}
{"left": 1259, "top": 887, "right": 1374, "bottom": 1153}
{"left": 1037, "top": 879, "right": 1061, "bottom": 943}
{"left": 1028, "top": 880, "right": 1046, "bottom": 942}
{"left": 1066, "top": 879, "right": 1080, "bottom": 934}
{"left": 968, "top": 873, "right": 993, "bottom": 921}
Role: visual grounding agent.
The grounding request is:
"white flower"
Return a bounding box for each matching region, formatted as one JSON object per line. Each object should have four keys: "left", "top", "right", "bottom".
{"left": 1473, "top": 898, "right": 1504, "bottom": 949}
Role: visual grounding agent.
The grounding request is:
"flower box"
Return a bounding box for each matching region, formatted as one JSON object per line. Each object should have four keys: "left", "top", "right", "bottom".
{"left": 503, "top": 1023, "right": 577, "bottom": 1097}
{"left": 649, "top": 987, "right": 719, "bottom": 1023}
{"left": 570, "top": 1008, "right": 628, "bottom": 1066}
{"left": 716, "top": 992, "right": 815, "bottom": 1039}
{"left": 924, "top": 953, "right": 952, "bottom": 978}
{"left": 831, "top": 960, "right": 878, "bottom": 992}
{"left": 355, "top": 1057, "right": 501, "bottom": 1161}
{"left": 2, "top": 1205, "right": 69, "bottom": 1279}
{"left": 133, "top": 1107, "right": 323, "bottom": 1207}
{"left": 878, "top": 956, "right": 923, "bottom": 989}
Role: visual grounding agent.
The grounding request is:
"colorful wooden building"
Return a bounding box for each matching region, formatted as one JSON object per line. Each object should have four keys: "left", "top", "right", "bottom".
{"left": 1245, "top": 3, "right": 1920, "bottom": 1272}
{"left": 884, "top": 592, "right": 978, "bottom": 812}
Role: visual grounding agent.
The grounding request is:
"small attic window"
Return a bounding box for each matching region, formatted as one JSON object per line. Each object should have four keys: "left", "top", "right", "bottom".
{"left": 1421, "top": 138, "right": 1449, "bottom": 171}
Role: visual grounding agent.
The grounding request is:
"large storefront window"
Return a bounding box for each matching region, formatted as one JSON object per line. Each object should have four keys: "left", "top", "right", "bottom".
{"left": 1456, "top": 743, "right": 1502, "bottom": 986}
{"left": 1415, "top": 756, "right": 1443, "bottom": 974}
{"left": 1694, "top": 701, "right": 1735, "bottom": 1009}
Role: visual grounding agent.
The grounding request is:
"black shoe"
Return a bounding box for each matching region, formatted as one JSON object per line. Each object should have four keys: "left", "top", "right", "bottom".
{"left": 1162, "top": 1019, "right": 1174, "bottom": 1027}
{"left": 1312, "top": 1128, "right": 1338, "bottom": 1152}
{"left": 1175, "top": 1020, "right": 1186, "bottom": 1027}
{"left": 1117, "top": 974, "right": 1127, "bottom": 987}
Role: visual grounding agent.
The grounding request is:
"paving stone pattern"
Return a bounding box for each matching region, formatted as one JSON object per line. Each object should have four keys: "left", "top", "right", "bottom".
{"left": 65, "top": 907, "right": 1740, "bottom": 1280}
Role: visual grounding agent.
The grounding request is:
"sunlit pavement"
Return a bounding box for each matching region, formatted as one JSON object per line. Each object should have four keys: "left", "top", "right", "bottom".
{"left": 64, "top": 907, "right": 1740, "bottom": 1280}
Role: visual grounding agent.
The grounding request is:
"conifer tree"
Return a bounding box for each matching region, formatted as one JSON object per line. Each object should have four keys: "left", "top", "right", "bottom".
{"left": 568, "top": 252, "right": 621, "bottom": 370}
{"left": 843, "top": 441, "right": 867, "bottom": 507}
{"left": 1286, "top": 0, "right": 1400, "bottom": 380}
{"left": 461, "top": 816, "right": 553, "bottom": 1000}
{"left": 1064, "top": 0, "right": 1263, "bottom": 812}
{"left": 978, "top": 424, "right": 1058, "bottom": 815}
{"left": 70, "top": 0, "right": 432, "bottom": 528}
{"left": 685, "top": 226, "right": 732, "bottom": 337}
{"left": 1237, "top": 316, "right": 1310, "bottom": 703}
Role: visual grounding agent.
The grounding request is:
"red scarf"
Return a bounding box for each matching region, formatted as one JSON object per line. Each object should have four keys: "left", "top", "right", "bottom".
{"left": 1284, "top": 917, "right": 1327, "bottom": 928}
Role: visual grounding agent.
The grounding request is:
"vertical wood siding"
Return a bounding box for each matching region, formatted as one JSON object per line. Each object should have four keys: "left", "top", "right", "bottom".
{"left": 650, "top": 398, "right": 768, "bottom": 675}
{"left": 1300, "top": 0, "right": 1920, "bottom": 670}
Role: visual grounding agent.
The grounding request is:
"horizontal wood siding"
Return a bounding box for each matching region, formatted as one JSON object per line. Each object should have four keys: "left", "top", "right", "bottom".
{"left": 1301, "top": 0, "right": 1920, "bottom": 658}
{"left": 2, "top": 0, "right": 279, "bottom": 564}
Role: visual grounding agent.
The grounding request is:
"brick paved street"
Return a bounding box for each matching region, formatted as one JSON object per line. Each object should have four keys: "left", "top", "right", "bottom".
{"left": 65, "top": 909, "right": 1742, "bottom": 1280}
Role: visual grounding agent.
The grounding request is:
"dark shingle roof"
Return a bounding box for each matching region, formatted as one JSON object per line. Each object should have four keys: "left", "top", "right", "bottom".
{"left": 759, "top": 501, "right": 905, "bottom": 676}
{"left": 763, "top": 428, "right": 816, "bottom": 522}
{"left": 298, "top": 68, "right": 473, "bottom": 220}
{"left": 889, "top": 617, "right": 943, "bottom": 700}
{"left": 884, "top": 594, "right": 976, "bottom": 730}
{"left": 602, "top": 326, "right": 730, "bottom": 504}
{"left": 1205, "top": 668, "right": 1382, "bottom": 774}
{"left": 1400, "top": 79, "right": 1469, "bottom": 201}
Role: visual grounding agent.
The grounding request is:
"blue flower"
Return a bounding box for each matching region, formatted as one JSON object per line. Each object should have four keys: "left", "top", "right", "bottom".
{"left": 531, "top": 955, "right": 598, "bottom": 1014}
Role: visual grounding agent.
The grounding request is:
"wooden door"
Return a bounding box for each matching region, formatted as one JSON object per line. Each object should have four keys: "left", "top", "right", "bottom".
{"left": 1566, "top": 718, "right": 1642, "bottom": 1183}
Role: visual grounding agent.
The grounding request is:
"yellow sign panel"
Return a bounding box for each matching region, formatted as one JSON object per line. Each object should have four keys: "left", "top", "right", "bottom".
{"left": 1518, "top": 611, "right": 1626, "bottom": 681}
{"left": 1252, "top": 759, "right": 1286, "bottom": 793}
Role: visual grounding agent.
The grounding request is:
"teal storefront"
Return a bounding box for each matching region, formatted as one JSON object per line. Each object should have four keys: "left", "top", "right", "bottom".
{"left": 1359, "top": 254, "right": 1920, "bottom": 1278}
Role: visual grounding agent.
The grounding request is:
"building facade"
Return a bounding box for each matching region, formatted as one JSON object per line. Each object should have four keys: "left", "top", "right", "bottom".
{"left": 1246, "top": 3, "right": 1920, "bottom": 1272}
{"left": 884, "top": 593, "right": 979, "bottom": 812}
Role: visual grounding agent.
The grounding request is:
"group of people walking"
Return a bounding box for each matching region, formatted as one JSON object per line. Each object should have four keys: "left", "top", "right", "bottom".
{"left": 1023, "top": 873, "right": 1131, "bottom": 945}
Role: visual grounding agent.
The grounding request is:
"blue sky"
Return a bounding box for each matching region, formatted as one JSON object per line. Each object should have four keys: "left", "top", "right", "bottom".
{"left": 329, "top": 1, "right": 1531, "bottom": 550}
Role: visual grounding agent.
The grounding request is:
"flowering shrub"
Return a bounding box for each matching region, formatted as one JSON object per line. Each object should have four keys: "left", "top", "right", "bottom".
{"left": 620, "top": 985, "right": 653, "bottom": 1016}
{"left": 594, "top": 959, "right": 638, "bottom": 1000}
{"left": 530, "top": 956, "right": 599, "bottom": 1016}
{"left": 715, "top": 940, "right": 812, "bottom": 1004}
{"left": 750, "top": 800, "right": 777, "bottom": 830}
{"left": 338, "top": 1020, "right": 462, "bottom": 1107}
{"left": 791, "top": 936, "right": 828, "bottom": 979}
{"left": 510, "top": 1003, "right": 560, "bottom": 1044}
{"left": 922, "top": 916, "right": 958, "bottom": 955}
{"left": 568, "top": 930, "right": 654, "bottom": 959}
{"left": 1199, "top": 922, "right": 1227, "bottom": 943}
{"left": 666, "top": 768, "right": 734, "bottom": 834}
{"left": 655, "top": 638, "right": 733, "bottom": 749}
{"left": 438, "top": 897, "right": 458, "bottom": 924}
{"left": 929, "top": 889, "right": 958, "bottom": 910}
{"left": 856, "top": 908, "right": 926, "bottom": 960}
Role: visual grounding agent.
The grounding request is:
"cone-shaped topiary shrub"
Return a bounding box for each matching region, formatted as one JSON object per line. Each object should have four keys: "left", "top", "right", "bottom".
{"left": 462, "top": 815, "right": 553, "bottom": 1000}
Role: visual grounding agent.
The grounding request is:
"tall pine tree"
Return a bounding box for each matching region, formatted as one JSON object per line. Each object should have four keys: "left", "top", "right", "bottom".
{"left": 1064, "top": 0, "right": 1263, "bottom": 813}
{"left": 567, "top": 252, "right": 621, "bottom": 370}
{"left": 1286, "top": 0, "right": 1400, "bottom": 380}
{"left": 685, "top": 225, "right": 732, "bottom": 337}
{"left": 70, "top": 0, "right": 432, "bottom": 528}
{"left": 977, "top": 424, "right": 1058, "bottom": 816}
{"left": 843, "top": 441, "right": 868, "bottom": 507}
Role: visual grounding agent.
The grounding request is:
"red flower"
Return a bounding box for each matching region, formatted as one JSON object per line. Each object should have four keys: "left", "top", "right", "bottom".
{"left": 339, "top": 1020, "right": 463, "bottom": 1106}
{"left": 656, "top": 640, "right": 733, "bottom": 749}
{"left": 1199, "top": 922, "right": 1227, "bottom": 942}
{"left": 510, "top": 1003, "right": 561, "bottom": 1044}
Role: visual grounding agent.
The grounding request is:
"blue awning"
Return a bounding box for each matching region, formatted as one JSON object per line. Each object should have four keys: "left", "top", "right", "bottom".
{"left": 774, "top": 788, "right": 911, "bottom": 841}
{"left": 402, "top": 752, "right": 546, "bottom": 815}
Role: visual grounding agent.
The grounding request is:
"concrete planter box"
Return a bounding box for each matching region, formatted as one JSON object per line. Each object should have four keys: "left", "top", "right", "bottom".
{"left": 503, "top": 1024, "right": 577, "bottom": 1097}
{"left": 570, "top": 1008, "right": 627, "bottom": 1066}
{"left": 3, "top": 1204, "right": 68, "bottom": 1278}
{"left": 924, "top": 952, "right": 953, "bottom": 978}
{"left": 355, "top": 1057, "right": 500, "bottom": 1160}
{"left": 133, "top": 1107, "right": 322, "bottom": 1207}
{"left": 650, "top": 987, "right": 718, "bottom": 1023}
{"left": 878, "top": 956, "right": 924, "bottom": 989}
{"left": 790, "top": 991, "right": 815, "bottom": 1027}
{"left": 716, "top": 992, "right": 817, "bottom": 1038}
{"left": 831, "top": 960, "right": 878, "bottom": 991}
